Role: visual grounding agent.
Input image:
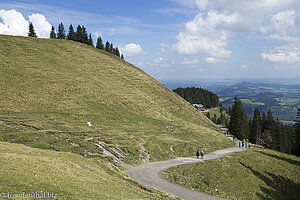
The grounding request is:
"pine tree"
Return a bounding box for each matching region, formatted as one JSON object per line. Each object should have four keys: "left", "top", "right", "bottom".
{"left": 261, "top": 112, "right": 267, "bottom": 132}
{"left": 115, "top": 47, "right": 120, "bottom": 57}
{"left": 250, "top": 109, "right": 261, "bottom": 144}
{"left": 121, "top": 54, "right": 124, "bottom": 59}
{"left": 67, "top": 24, "right": 75, "bottom": 40}
{"left": 229, "top": 96, "right": 249, "bottom": 139}
{"left": 88, "top": 33, "right": 93, "bottom": 46}
{"left": 82, "top": 26, "right": 88, "bottom": 44}
{"left": 295, "top": 108, "right": 300, "bottom": 156}
{"left": 28, "top": 22, "right": 37, "bottom": 37}
{"left": 96, "top": 37, "right": 104, "bottom": 49}
{"left": 110, "top": 43, "right": 113, "bottom": 53}
{"left": 266, "top": 109, "right": 277, "bottom": 149}
{"left": 50, "top": 26, "right": 56, "bottom": 38}
{"left": 75, "top": 25, "right": 83, "bottom": 42}
{"left": 57, "top": 22, "right": 66, "bottom": 39}
{"left": 105, "top": 41, "right": 110, "bottom": 52}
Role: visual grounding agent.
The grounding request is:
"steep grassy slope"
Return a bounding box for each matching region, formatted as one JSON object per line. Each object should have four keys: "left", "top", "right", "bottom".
{"left": 0, "top": 141, "right": 176, "bottom": 200}
{"left": 0, "top": 35, "right": 233, "bottom": 165}
{"left": 163, "top": 146, "right": 300, "bottom": 200}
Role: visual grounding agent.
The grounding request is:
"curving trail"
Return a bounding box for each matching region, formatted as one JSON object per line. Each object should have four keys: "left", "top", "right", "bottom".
{"left": 125, "top": 143, "right": 246, "bottom": 200}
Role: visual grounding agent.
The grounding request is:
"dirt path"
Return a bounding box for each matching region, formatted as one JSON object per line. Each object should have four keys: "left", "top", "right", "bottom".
{"left": 125, "top": 143, "right": 246, "bottom": 200}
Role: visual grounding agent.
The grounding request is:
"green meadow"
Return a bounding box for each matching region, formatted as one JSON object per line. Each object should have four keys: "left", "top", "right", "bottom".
{"left": 163, "top": 146, "right": 300, "bottom": 200}
{"left": 0, "top": 141, "right": 177, "bottom": 200}
{"left": 0, "top": 35, "right": 233, "bottom": 166}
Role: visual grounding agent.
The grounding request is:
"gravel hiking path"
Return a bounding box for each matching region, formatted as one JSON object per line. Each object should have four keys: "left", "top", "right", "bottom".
{"left": 125, "top": 140, "right": 246, "bottom": 200}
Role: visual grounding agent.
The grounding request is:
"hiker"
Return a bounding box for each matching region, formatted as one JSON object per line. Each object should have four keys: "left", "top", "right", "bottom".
{"left": 248, "top": 143, "right": 251, "bottom": 148}
{"left": 239, "top": 141, "right": 241, "bottom": 148}
{"left": 196, "top": 150, "right": 200, "bottom": 158}
{"left": 201, "top": 149, "right": 204, "bottom": 159}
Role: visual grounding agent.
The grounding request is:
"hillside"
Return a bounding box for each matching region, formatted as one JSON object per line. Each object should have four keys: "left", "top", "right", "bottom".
{"left": 0, "top": 141, "right": 176, "bottom": 200}
{"left": 163, "top": 146, "right": 300, "bottom": 200}
{"left": 0, "top": 35, "right": 233, "bottom": 165}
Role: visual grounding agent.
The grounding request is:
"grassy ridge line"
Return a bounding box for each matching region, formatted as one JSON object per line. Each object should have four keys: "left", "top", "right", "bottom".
{"left": 0, "top": 141, "right": 177, "bottom": 200}
{"left": 163, "top": 146, "right": 300, "bottom": 200}
{"left": 0, "top": 35, "right": 233, "bottom": 164}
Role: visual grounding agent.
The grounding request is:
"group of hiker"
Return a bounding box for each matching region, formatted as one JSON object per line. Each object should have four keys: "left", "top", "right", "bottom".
{"left": 238, "top": 139, "right": 251, "bottom": 149}
{"left": 196, "top": 138, "right": 251, "bottom": 159}
{"left": 196, "top": 149, "right": 204, "bottom": 159}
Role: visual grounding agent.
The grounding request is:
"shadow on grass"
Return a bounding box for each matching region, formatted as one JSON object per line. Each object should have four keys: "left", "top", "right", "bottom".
{"left": 240, "top": 162, "right": 300, "bottom": 200}
{"left": 254, "top": 150, "right": 300, "bottom": 166}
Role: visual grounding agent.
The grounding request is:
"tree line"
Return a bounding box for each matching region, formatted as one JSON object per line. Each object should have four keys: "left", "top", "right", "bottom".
{"left": 229, "top": 96, "right": 299, "bottom": 156}
{"left": 173, "top": 87, "right": 219, "bottom": 108}
{"left": 28, "top": 22, "right": 124, "bottom": 59}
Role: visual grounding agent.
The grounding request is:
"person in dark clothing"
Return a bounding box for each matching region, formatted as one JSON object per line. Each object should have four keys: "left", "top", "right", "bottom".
{"left": 201, "top": 149, "right": 204, "bottom": 159}
{"left": 196, "top": 150, "right": 200, "bottom": 158}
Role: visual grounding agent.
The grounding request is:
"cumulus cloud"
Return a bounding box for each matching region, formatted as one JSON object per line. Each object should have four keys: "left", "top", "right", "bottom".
{"left": 172, "top": 0, "right": 300, "bottom": 64}
{"left": 0, "top": 9, "right": 28, "bottom": 36}
{"left": 181, "top": 58, "right": 199, "bottom": 65}
{"left": 0, "top": 9, "right": 52, "bottom": 38}
{"left": 205, "top": 57, "right": 220, "bottom": 64}
{"left": 173, "top": 11, "right": 233, "bottom": 58}
{"left": 119, "top": 43, "right": 143, "bottom": 57}
{"left": 261, "top": 44, "right": 300, "bottom": 63}
{"left": 260, "top": 10, "right": 299, "bottom": 41}
{"left": 28, "top": 13, "right": 52, "bottom": 38}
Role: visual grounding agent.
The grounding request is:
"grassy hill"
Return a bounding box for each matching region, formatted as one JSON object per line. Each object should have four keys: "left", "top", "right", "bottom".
{"left": 163, "top": 146, "right": 300, "bottom": 200}
{"left": 0, "top": 141, "right": 176, "bottom": 200}
{"left": 0, "top": 35, "right": 233, "bottom": 166}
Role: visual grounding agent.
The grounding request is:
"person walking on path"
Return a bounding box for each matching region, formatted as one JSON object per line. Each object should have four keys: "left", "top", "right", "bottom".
{"left": 200, "top": 149, "right": 204, "bottom": 159}
{"left": 196, "top": 150, "right": 200, "bottom": 159}
{"left": 239, "top": 141, "right": 241, "bottom": 148}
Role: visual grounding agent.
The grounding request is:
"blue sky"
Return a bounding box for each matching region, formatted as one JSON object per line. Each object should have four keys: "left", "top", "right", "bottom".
{"left": 1, "top": 0, "right": 300, "bottom": 80}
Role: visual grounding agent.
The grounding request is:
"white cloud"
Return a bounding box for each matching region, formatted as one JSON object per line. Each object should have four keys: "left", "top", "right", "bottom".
{"left": 168, "top": 0, "right": 208, "bottom": 11}
{"left": 197, "top": 68, "right": 205, "bottom": 72}
{"left": 172, "top": 0, "right": 300, "bottom": 64}
{"left": 205, "top": 57, "right": 220, "bottom": 64}
{"left": 0, "top": 9, "right": 28, "bottom": 36}
{"left": 261, "top": 44, "right": 300, "bottom": 63}
{"left": 119, "top": 43, "right": 143, "bottom": 57}
{"left": 146, "top": 57, "right": 173, "bottom": 68}
{"left": 173, "top": 12, "right": 233, "bottom": 58}
{"left": 28, "top": 13, "right": 51, "bottom": 38}
{"left": 181, "top": 58, "right": 199, "bottom": 65}
{"left": 241, "top": 64, "right": 248, "bottom": 69}
{"left": 268, "top": 34, "right": 299, "bottom": 42}
{"left": 260, "top": 10, "right": 299, "bottom": 41}
{"left": 93, "top": 31, "right": 102, "bottom": 39}
{"left": 0, "top": 9, "right": 52, "bottom": 38}
{"left": 159, "top": 43, "right": 170, "bottom": 52}
{"left": 154, "top": 57, "right": 164, "bottom": 63}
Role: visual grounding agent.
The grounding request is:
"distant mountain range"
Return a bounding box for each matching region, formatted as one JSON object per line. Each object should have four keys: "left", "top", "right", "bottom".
{"left": 160, "top": 76, "right": 300, "bottom": 90}
{"left": 161, "top": 78, "right": 300, "bottom": 123}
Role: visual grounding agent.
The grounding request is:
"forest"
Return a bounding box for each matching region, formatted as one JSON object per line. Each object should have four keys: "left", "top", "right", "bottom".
{"left": 173, "top": 87, "right": 219, "bottom": 108}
